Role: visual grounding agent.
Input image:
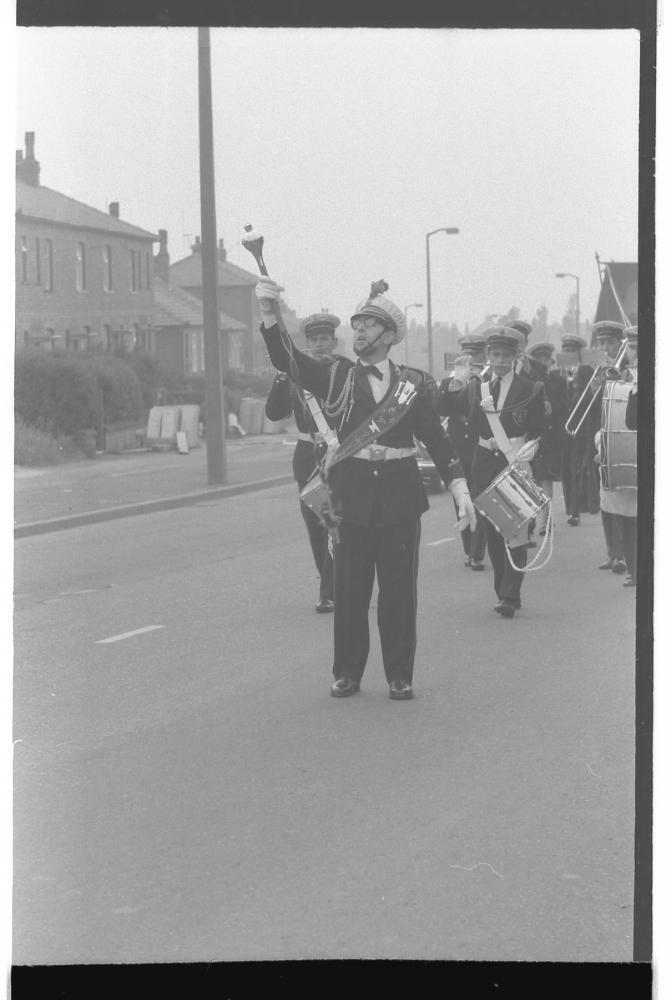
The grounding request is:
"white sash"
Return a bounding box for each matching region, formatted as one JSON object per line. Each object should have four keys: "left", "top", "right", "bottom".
{"left": 480, "top": 381, "right": 521, "bottom": 464}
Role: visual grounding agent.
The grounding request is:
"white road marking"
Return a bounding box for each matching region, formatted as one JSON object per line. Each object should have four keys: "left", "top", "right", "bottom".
{"left": 427, "top": 537, "right": 455, "bottom": 546}
{"left": 96, "top": 625, "right": 164, "bottom": 644}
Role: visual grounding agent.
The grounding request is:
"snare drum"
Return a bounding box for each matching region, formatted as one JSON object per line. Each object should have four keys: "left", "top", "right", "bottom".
{"left": 599, "top": 380, "right": 637, "bottom": 491}
{"left": 474, "top": 464, "right": 550, "bottom": 545}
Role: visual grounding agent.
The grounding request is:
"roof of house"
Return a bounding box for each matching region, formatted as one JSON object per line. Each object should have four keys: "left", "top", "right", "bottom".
{"left": 152, "top": 277, "right": 247, "bottom": 332}
{"left": 16, "top": 180, "right": 158, "bottom": 241}
{"left": 169, "top": 251, "right": 259, "bottom": 288}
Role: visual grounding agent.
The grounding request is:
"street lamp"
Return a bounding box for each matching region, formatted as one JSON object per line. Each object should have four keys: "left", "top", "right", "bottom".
{"left": 403, "top": 302, "right": 423, "bottom": 366}
{"left": 555, "top": 272, "right": 580, "bottom": 338}
{"left": 426, "top": 227, "right": 459, "bottom": 374}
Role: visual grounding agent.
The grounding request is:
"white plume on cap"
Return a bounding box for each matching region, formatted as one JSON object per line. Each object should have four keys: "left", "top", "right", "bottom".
{"left": 351, "top": 279, "right": 407, "bottom": 344}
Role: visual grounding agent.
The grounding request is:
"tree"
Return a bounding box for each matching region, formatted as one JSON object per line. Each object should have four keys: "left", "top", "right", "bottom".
{"left": 561, "top": 293, "right": 578, "bottom": 334}
{"left": 531, "top": 305, "right": 549, "bottom": 337}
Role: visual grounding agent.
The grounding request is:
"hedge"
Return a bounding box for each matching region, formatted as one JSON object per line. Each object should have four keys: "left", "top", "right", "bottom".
{"left": 15, "top": 350, "right": 142, "bottom": 437}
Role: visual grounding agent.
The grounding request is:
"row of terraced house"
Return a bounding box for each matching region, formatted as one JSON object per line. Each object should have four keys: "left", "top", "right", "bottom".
{"left": 14, "top": 132, "right": 303, "bottom": 378}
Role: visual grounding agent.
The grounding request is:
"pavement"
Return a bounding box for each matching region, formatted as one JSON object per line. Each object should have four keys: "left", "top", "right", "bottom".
{"left": 14, "top": 431, "right": 298, "bottom": 536}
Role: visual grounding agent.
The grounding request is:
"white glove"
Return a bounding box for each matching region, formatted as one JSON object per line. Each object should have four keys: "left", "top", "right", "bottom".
{"left": 480, "top": 394, "right": 496, "bottom": 412}
{"left": 255, "top": 276, "right": 281, "bottom": 320}
{"left": 515, "top": 439, "right": 539, "bottom": 462}
{"left": 450, "top": 477, "right": 477, "bottom": 533}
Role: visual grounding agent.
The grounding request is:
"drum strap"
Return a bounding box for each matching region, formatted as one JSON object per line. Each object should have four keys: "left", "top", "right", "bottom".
{"left": 480, "top": 382, "right": 522, "bottom": 465}
{"left": 304, "top": 391, "right": 338, "bottom": 447}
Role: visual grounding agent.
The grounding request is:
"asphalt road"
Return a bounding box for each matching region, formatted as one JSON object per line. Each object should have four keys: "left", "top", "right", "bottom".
{"left": 13, "top": 483, "right": 636, "bottom": 963}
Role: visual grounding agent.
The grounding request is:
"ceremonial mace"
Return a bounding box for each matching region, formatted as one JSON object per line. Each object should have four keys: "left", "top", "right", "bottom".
{"left": 242, "top": 225, "right": 342, "bottom": 539}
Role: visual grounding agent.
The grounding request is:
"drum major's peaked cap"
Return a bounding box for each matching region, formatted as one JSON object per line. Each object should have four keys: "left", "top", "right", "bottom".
{"left": 483, "top": 326, "right": 524, "bottom": 353}
{"left": 351, "top": 280, "right": 407, "bottom": 344}
{"left": 300, "top": 312, "right": 341, "bottom": 338}
{"left": 560, "top": 333, "right": 587, "bottom": 349}
{"left": 505, "top": 319, "right": 533, "bottom": 340}
{"left": 592, "top": 319, "right": 624, "bottom": 340}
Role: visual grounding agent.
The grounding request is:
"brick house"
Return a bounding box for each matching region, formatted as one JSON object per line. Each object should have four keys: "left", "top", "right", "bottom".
{"left": 152, "top": 275, "right": 247, "bottom": 378}
{"left": 15, "top": 132, "right": 158, "bottom": 354}
{"left": 167, "top": 234, "right": 302, "bottom": 373}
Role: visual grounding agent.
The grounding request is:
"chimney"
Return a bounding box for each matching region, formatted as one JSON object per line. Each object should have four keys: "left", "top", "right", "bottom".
{"left": 191, "top": 235, "right": 202, "bottom": 253}
{"left": 154, "top": 228, "right": 170, "bottom": 283}
{"left": 109, "top": 202, "right": 120, "bottom": 218}
{"left": 217, "top": 238, "right": 227, "bottom": 262}
{"left": 16, "top": 131, "right": 40, "bottom": 186}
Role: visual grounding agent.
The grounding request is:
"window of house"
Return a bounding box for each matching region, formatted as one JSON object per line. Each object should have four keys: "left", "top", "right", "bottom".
{"left": 45, "top": 239, "right": 54, "bottom": 291}
{"left": 75, "top": 242, "right": 87, "bottom": 291}
{"left": 130, "top": 250, "right": 137, "bottom": 292}
{"left": 43, "top": 329, "right": 55, "bottom": 353}
{"left": 35, "top": 237, "right": 41, "bottom": 285}
{"left": 21, "top": 237, "right": 28, "bottom": 283}
{"left": 103, "top": 245, "right": 113, "bottom": 292}
{"left": 145, "top": 252, "right": 151, "bottom": 289}
{"left": 103, "top": 324, "right": 111, "bottom": 350}
{"left": 136, "top": 252, "right": 142, "bottom": 290}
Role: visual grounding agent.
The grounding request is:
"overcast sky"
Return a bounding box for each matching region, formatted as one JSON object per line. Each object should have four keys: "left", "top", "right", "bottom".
{"left": 16, "top": 26, "right": 639, "bottom": 330}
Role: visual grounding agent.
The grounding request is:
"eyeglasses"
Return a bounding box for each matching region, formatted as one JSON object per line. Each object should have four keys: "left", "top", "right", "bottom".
{"left": 351, "top": 317, "right": 383, "bottom": 332}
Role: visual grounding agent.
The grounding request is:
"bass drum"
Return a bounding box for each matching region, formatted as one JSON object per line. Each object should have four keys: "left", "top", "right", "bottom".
{"left": 599, "top": 380, "right": 637, "bottom": 491}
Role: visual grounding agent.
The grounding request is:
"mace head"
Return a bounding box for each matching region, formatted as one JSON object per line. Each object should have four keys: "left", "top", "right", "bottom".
{"left": 242, "top": 224, "right": 265, "bottom": 267}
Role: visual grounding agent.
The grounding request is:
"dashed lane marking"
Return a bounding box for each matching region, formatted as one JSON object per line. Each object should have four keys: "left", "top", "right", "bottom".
{"left": 95, "top": 625, "right": 164, "bottom": 644}
{"left": 427, "top": 537, "right": 455, "bottom": 546}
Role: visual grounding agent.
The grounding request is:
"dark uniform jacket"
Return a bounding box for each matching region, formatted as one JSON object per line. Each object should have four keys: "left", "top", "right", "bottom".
{"left": 265, "top": 364, "right": 336, "bottom": 490}
{"left": 436, "top": 374, "right": 479, "bottom": 478}
{"left": 260, "top": 322, "right": 465, "bottom": 526}
{"left": 449, "top": 370, "right": 549, "bottom": 495}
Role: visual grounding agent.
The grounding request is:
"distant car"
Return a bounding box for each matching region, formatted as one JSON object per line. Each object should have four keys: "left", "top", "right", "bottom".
{"left": 415, "top": 440, "right": 444, "bottom": 493}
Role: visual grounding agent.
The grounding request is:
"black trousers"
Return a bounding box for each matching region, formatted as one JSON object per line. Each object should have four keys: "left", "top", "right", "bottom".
{"left": 601, "top": 510, "right": 624, "bottom": 561}
{"left": 453, "top": 493, "right": 487, "bottom": 560}
{"left": 617, "top": 514, "right": 637, "bottom": 579}
{"left": 483, "top": 517, "right": 527, "bottom": 604}
{"left": 300, "top": 501, "right": 334, "bottom": 602}
{"left": 332, "top": 518, "right": 421, "bottom": 684}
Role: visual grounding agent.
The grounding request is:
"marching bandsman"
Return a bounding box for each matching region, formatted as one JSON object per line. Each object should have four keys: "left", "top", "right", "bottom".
{"left": 452, "top": 327, "right": 549, "bottom": 618}
{"left": 524, "top": 340, "right": 568, "bottom": 537}
{"left": 624, "top": 326, "right": 638, "bottom": 431}
{"left": 558, "top": 333, "right": 598, "bottom": 527}
{"left": 590, "top": 320, "right": 627, "bottom": 574}
{"left": 255, "top": 276, "right": 477, "bottom": 700}
{"left": 265, "top": 312, "right": 340, "bottom": 613}
{"left": 436, "top": 332, "right": 488, "bottom": 569}
{"left": 505, "top": 320, "right": 542, "bottom": 547}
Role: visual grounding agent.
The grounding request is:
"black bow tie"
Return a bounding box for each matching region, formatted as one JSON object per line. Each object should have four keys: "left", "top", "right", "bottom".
{"left": 358, "top": 363, "right": 384, "bottom": 380}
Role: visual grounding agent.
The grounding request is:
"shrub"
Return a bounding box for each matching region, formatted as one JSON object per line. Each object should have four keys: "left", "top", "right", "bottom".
{"left": 15, "top": 351, "right": 99, "bottom": 436}
{"left": 80, "top": 354, "right": 142, "bottom": 423}
{"left": 14, "top": 417, "right": 62, "bottom": 466}
{"left": 112, "top": 348, "right": 162, "bottom": 410}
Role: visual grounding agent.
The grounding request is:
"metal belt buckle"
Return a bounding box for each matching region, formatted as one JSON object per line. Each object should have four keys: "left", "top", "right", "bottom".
{"left": 369, "top": 446, "right": 385, "bottom": 461}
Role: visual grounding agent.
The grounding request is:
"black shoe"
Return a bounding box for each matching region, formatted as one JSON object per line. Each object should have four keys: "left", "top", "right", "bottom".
{"left": 316, "top": 599, "right": 334, "bottom": 613}
{"left": 494, "top": 600, "right": 516, "bottom": 618}
{"left": 612, "top": 559, "right": 627, "bottom": 575}
{"left": 389, "top": 679, "right": 414, "bottom": 700}
{"left": 470, "top": 559, "right": 485, "bottom": 570}
{"left": 623, "top": 576, "right": 636, "bottom": 588}
{"left": 598, "top": 558, "right": 614, "bottom": 570}
{"left": 330, "top": 677, "right": 360, "bottom": 698}
{"left": 567, "top": 515, "right": 580, "bottom": 526}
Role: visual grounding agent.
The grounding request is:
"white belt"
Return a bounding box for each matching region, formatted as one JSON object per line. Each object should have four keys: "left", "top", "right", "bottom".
{"left": 353, "top": 446, "right": 416, "bottom": 462}
{"left": 478, "top": 435, "right": 525, "bottom": 452}
{"left": 297, "top": 432, "right": 314, "bottom": 442}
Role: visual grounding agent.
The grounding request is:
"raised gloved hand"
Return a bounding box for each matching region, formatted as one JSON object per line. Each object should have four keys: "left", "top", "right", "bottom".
{"left": 515, "top": 439, "right": 539, "bottom": 463}
{"left": 450, "top": 477, "right": 477, "bottom": 533}
{"left": 255, "top": 276, "right": 282, "bottom": 320}
{"left": 480, "top": 394, "right": 496, "bottom": 412}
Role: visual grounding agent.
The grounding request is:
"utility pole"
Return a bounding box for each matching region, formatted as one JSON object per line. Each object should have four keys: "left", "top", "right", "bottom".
{"left": 198, "top": 26, "right": 227, "bottom": 484}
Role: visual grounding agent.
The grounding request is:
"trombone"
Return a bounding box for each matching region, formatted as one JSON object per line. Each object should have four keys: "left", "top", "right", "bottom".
{"left": 564, "top": 338, "right": 629, "bottom": 437}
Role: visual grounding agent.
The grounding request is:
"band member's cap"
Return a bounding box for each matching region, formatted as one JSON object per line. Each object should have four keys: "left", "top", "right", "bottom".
{"left": 624, "top": 325, "right": 638, "bottom": 341}
{"left": 526, "top": 340, "right": 556, "bottom": 359}
{"left": 484, "top": 326, "right": 524, "bottom": 353}
{"left": 560, "top": 333, "right": 587, "bottom": 349}
{"left": 505, "top": 319, "right": 533, "bottom": 340}
{"left": 300, "top": 312, "right": 341, "bottom": 338}
{"left": 351, "top": 290, "right": 407, "bottom": 344}
{"left": 457, "top": 332, "right": 487, "bottom": 351}
{"left": 592, "top": 319, "right": 624, "bottom": 339}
